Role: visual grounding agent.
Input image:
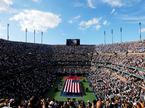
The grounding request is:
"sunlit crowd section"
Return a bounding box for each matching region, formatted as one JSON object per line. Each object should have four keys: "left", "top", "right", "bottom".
{"left": 0, "top": 39, "right": 145, "bottom": 108}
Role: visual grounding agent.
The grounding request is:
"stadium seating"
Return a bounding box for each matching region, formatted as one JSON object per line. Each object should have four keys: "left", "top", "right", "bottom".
{"left": 0, "top": 39, "right": 145, "bottom": 108}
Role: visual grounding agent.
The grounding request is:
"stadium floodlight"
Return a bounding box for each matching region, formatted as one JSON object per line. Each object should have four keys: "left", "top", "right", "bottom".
{"left": 111, "top": 29, "right": 113, "bottom": 44}
{"left": 25, "top": 28, "right": 27, "bottom": 42}
{"left": 139, "top": 22, "right": 142, "bottom": 42}
{"left": 120, "top": 27, "right": 122, "bottom": 43}
{"left": 7, "top": 24, "right": 9, "bottom": 40}
{"left": 104, "top": 31, "right": 106, "bottom": 45}
{"left": 34, "top": 30, "right": 36, "bottom": 43}
{"left": 41, "top": 32, "right": 43, "bottom": 44}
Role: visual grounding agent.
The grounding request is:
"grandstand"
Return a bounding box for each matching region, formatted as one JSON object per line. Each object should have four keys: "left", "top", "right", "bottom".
{"left": 0, "top": 39, "right": 145, "bottom": 108}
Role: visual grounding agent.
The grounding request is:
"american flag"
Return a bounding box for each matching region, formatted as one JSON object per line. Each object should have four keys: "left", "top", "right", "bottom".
{"left": 63, "top": 79, "right": 80, "bottom": 93}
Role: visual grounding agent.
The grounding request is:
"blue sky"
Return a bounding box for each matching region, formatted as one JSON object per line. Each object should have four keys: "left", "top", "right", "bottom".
{"left": 0, "top": 0, "right": 145, "bottom": 45}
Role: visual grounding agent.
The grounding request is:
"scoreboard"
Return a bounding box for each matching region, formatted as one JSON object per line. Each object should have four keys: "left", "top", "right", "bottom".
{"left": 66, "top": 39, "right": 80, "bottom": 46}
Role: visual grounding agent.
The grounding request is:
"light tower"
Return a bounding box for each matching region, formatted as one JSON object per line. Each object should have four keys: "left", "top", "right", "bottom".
{"left": 139, "top": 22, "right": 142, "bottom": 41}
{"left": 104, "top": 31, "right": 106, "bottom": 45}
{"left": 25, "top": 28, "right": 27, "bottom": 42}
{"left": 120, "top": 27, "right": 122, "bottom": 43}
{"left": 7, "top": 24, "right": 9, "bottom": 40}
{"left": 41, "top": 32, "right": 43, "bottom": 44}
{"left": 34, "top": 30, "right": 36, "bottom": 43}
{"left": 111, "top": 29, "right": 113, "bottom": 44}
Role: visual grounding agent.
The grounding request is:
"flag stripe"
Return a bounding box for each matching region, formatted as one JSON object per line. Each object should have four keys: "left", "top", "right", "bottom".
{"left": 77, "top": 83, "right": 80, "bottom": 93}
{"left": 66, "top": 79, "right": 70, "bottom": 92}
{"left": 69, "top": 80, "right": 72, "bottom": 92}
{"left": 72, "top": 82, "right": 74, "bottom": 93}
{"left": 64, "top": 79, "right": 68, "bottom": 92}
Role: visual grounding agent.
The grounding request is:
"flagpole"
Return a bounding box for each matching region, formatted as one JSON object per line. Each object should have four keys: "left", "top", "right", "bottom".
{"left": 111, "top": 29, "right": 113, "bottom": 44}
{"left": 34, "top": 30, "right": 35, "bottom": 43}
{"left": 104, "top": 31, "right": 106, "bottom": 45}
{"left": 120, "top": 27, "right": 122, "bottom": 43}
{"left": 25, "top": 28, "right": 27, "bottom": 42}
{"left": 41, "top": 32, "right": 43, "bottom": 44}
{"left": 139, "top": 22, "right": 142, "bottom": 41}
{"left": 7, "top": 24, "right": 9, "bottom": 40}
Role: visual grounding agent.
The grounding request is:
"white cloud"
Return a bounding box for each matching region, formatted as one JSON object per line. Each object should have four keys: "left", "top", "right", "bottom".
{"left": 74, "top": 15, "right": 81, "bottom": 20}
{"left": 124, "top": 16, "right": 145, "bottom": 21}
{"left": 68, "top": 20, "right": 73, "bottom": 24}
{"left": 141, "top": 28, "right": 145, "bottom": 33}
{"left": 79, "top": 17, "right": 101, "bottom": 30}
{"left": 120, "top": 15, "right": 145, "bottom": 23}
{"left": 32, "top": 0, "right": 40, "bottom": 2}
{"left": 96, "top": 25, "right": 101, "bottom": 30}
{"left": 87, "top": 0, "right": 96, "bottom": 8}
{"left": 116, "top": 14, "right": 145, "bottom": 24}
{"left": 103, "top": 0, "right": 123, "bottom": 7}
{"left": 123, "top": 0, "right": 141, "bottom": 7}
{"left": 0, "top": 0, "right": 13, "bottom": 12}
{"left": 68, "top": 15, "right": 81, "bottom": 24}
{"left": 111, "top": 8, "right": 115, "bottom": 14}
{"left": 10, "top": 9, "right": 61, "bottom": 32}
{"left": 102, "top": 0, "right": 141, "bottom": 8}
{"left": 103, "top": 20, "right": 108, "bottom": 25}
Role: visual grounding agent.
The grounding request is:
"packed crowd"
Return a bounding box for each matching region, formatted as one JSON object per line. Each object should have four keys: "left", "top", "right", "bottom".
{"left": 0, "top": 65, "right": 57, "bottom": 99}
{"left": 0, "top": 39, "right": 93, "bottom": 100}
{"left": 0, "top": 39, "right": 145, "bottom": 107}
{"left": 0, "top": 96, "right": 110, "bottom": 108}
{"left": 0, "top": 39, "right": 59, "bottom": 100}
{"left": 95, "top": 40, "right": 145, "bottom": 53}
{"left": 87, "top": 67, "right": 145, "bottom": 108}
{"left": 51, "top": 45, "right": 94, "bottom": 62}
{"left": 56, "top": 67, "right": 90, "bottom": 75}
{"left": 92, "top": 52, "right": 145, "bottom": 78}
